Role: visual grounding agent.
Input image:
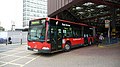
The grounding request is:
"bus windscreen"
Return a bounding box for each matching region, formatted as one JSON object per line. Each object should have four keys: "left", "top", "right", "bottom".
{"left": 28, "top": 19, "right": 46, "bottom": 42}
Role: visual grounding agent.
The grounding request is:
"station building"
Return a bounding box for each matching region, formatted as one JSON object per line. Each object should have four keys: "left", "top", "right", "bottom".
{"left": 48, "top": 0, "right": 120, "bottom": 43}
{"left": 48, "top": 0, "right": 120, "bottom": 39}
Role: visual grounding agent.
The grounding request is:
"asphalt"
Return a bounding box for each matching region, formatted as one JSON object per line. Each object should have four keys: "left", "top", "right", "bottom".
{"left": 0, "top": 43, "right": 26, "bottom": 53}
{"left": 0, "top": 42, "right": 120, "bottom": 67}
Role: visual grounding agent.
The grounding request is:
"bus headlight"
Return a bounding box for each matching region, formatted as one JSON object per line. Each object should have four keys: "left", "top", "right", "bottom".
{"left": 28, "top": 46, "right": 31, "bottom": 48}
{"left": 42, "top": 47, "right": 50, "bottom": 50}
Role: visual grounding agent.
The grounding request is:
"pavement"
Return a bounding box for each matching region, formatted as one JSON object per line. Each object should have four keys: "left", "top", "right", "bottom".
{"left": 97, "top": 42, "right": 120, "bottom": 48}
{"left": 0, "top": 43, "right": 27, "bottom": 53}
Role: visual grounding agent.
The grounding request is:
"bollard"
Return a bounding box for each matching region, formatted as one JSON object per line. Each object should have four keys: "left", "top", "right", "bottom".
{"left": 6, "top": 39, "right": 7, "bottom": 45}
{"left": 21, "top": 39, "right": 22, "bottom": 45}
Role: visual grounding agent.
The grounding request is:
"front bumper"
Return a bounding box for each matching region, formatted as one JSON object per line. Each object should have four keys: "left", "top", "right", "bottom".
{"left": 28, "top": 47, "right": 51, "bottom": 53}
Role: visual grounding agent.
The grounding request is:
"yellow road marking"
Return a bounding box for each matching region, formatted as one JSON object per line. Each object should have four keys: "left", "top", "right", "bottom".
{"left": 0, "top": 54, "right": 33, "bottom": 67}
{"left": 22, "top": 56, "right": 40, "bottom": 67}
{"left": 8, "top": 62, "right": 23, "bottom": 66}
{"left": 0, "top": 61, "right": 23, "bottom": 67}
{"left": 0, "top": 54, "right": 39, "bottom": 67}
{"left": 10, "top": 55, "right": 31, "bottom": 63}
{"left": 98, "top": 46, "right": 104, "bottom": 48}
{"left": 0, "top": 45, "right": 39, "bottom": 67}
{"left": 0, "top": 51, "right": 26, "bottom": 59}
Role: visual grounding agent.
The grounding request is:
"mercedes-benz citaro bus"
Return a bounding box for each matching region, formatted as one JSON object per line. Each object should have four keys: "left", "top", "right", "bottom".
{"left": 27, "top": 17, "right": 95, "bottom": 53}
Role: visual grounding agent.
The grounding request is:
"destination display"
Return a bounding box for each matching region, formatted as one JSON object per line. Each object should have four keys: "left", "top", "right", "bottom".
{"left": 30, "top": 19, "right": 45, "bottom": 25}
{"left": 31, "top": 21, "right": 40, "bottom": 25}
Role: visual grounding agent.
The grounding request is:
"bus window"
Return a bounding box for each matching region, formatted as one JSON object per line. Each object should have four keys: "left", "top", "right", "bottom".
{"left": 58, "top": 29, "right": 61, "bottom": 33}
{"left": 28, "top": 26, "right": 46, "bottom": 41}
{"left": 63, "top": 27, "right": 72, "bottom": 38}
{"left": 73, "top": 28, "right": 82, "bottom": 38}
{"left": 50, "top": 27, "right": 56, "bottom": 38}
{"left": 84, "top": 27, "right": 93, "bottom": 37}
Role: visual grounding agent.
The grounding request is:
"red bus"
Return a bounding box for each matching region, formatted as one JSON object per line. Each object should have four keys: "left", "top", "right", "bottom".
{"left": 27, "top": 18, "right": 95, "bottom": 53}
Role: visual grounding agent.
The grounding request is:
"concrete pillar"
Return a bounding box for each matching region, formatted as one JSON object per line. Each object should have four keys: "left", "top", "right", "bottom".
{"left": 81, "top": 26, "right": 84, "bottom": 37}
{"left": 110, "top": 8, "right": 117, "bottom": 43}
{"left": 111, "top": 8, "right": 117, "bottom": 38}
{"left": 93, "top": 27, "right": 96, "bottom": 37}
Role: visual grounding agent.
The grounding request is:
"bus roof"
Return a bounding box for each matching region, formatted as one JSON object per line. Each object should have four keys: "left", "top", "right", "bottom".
{"left": 30, "top": 18, "right": 46, "bottom": 21}
{"left": 30, "top": 17, "right": 96, "bottom": 28}
{"left": 50, "top": 18, "right": 96, "bottom": 28}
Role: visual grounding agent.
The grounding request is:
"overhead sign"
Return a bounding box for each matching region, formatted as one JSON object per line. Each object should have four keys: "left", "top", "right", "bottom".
{"left": 31, "top": 19, "right": 45, "bottom": 25}
{"left": 105, "top": 20, "right": 110, "bottom": 28}
{"left": 31, "top": 21, "right": 40, "bottom": 25}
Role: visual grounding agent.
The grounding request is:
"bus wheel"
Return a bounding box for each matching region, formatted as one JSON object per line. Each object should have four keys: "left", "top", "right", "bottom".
{"left": 64, "top": 43, "right": 71, "bottom": 52}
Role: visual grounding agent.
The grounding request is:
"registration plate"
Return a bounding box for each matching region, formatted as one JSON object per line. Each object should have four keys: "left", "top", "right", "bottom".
{"left": 33, "top": 49, "right": 38, "bottom": 52}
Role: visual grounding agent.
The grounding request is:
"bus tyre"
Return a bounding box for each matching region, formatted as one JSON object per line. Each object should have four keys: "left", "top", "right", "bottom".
{"left": 64, "top": 43, "right": 71, "bottom": 52}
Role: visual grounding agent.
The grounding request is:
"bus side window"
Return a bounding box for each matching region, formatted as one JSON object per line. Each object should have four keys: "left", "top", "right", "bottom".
{"left": 73, "top": 30, "right": 79, "bottom": 38}
{"left": 75, "top": 33, "right": 79, "bottom": 38}
{"left": 63, "top": 33, "right": 66, "bottom": 38}
{"left": 66, "top": 34, "right": 70, "bottom": 38}
{"left": 63, "top": 30, "right": 66, "bottom": 38}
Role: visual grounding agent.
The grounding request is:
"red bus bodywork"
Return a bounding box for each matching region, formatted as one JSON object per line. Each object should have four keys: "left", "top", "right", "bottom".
{"left": 28, "top": 37, "right": 94, "bottom": 53}
{"left": 28, "top": 18, "right": 95, "bottom": 53}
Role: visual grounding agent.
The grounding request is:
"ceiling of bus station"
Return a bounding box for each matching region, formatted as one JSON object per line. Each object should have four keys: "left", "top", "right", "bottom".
{"left": 68, "top": 0, "right": 120, "bottom": 26}
{"left": 51, "top": 0, "right": 120, "bottom": 32}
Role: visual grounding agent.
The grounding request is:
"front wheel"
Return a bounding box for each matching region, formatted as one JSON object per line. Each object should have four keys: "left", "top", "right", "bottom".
{"left": 64, "top": 43, "right": 71, "bottom": 52}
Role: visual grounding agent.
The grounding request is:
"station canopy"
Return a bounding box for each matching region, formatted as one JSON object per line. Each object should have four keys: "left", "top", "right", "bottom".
{"left": 68, "top": 0, "right": 120, "bottom": 26}
{"left": 49, "top": 0, "right": 120, "bottom": 31}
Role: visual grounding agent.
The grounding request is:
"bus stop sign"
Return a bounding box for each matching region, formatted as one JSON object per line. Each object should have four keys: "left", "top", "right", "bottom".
{"left": 105, "top": 20, "right": 110, "bottom": 28}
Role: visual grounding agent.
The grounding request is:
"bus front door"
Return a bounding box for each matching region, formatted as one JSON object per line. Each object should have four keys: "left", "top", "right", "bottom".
{"left": 57, "top": 28, "right": 62, "bottom": 50}
{"left": 50, "top": 27, "right": 62, "bottom": 51}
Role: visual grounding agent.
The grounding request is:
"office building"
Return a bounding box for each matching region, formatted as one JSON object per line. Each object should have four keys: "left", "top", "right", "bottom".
{"left": 23, "top": 0, "right": 47, "bottom": 27}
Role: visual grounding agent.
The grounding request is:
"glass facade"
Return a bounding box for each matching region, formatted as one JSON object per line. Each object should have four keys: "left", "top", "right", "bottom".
{"left": 23, "top": 0, "right": 47, "bottom": 27}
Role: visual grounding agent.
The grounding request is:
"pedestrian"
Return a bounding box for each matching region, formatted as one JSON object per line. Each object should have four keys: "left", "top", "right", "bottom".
{"left": 8, "top": 37, "right": 12, "bottom": 44}
{"left": 98, "top": 34, "right": 104, "bottom": 46}
{"left": 96, "top": 34, "right": 99, "bottom": 46}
